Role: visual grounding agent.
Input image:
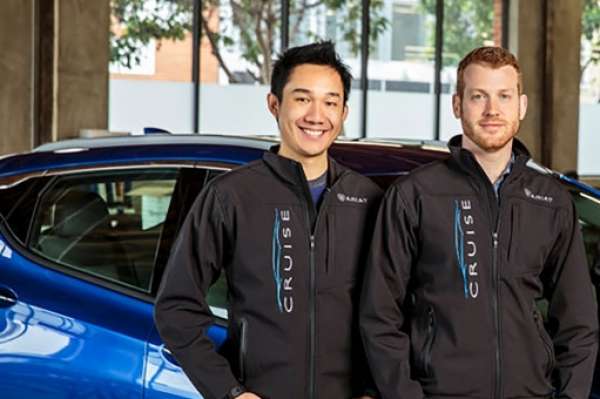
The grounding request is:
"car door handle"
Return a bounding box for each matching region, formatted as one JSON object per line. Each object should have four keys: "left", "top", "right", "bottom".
{"left": 0, "top": 286, "right": 17, "bottom": 308}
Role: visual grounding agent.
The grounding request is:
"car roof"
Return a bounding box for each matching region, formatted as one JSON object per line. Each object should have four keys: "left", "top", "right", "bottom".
{"left": 32, "top": 134, "right": 277, "bottom": 152}
{"left": 2, "top": 134, "right": 599, "bottom": 200}
{"left": 0, "top": 134, "right": 450, "bottom": 180}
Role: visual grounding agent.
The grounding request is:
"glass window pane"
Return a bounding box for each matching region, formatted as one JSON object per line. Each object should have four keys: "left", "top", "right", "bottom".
{"left": 199, "top": 2, "right": 282, "bottom": 135}
{"left": 0, "top": 177, "right": 51, "bottom": 245}
{"left": 367, "top": 0, "right": 436, "bottom": 139}
{"left": 578, "top": 0, "right": 600, "bottom": 177}
{"left": 109, "top": 1, "right": 195, "bottom": 134}
{"left": 290, "top": 1, "right": 364, "bottom": 137}
{"left": 572, "top": 191, "right": 600, "bottom": 270}
{"left": 440, "top": 0, "right": 501, "bottom": 141}
{"left": 30, "top": 169, "right": 178, "bottom": 292}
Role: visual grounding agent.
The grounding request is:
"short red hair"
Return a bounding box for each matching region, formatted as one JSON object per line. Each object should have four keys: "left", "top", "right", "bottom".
{"left": 456, "top": 47, "right": 522, "bottom": 98}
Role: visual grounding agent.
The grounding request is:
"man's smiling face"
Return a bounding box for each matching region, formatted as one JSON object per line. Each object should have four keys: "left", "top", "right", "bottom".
{"left": 268, "top": 63, "right": 348, "bottom": 163}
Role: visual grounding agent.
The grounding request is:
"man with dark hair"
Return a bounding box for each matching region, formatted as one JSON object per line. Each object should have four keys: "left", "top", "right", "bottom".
{"left": 360, "top": 46, "right": 598, "bottom": 398}
{"left": 155, "top": 41, "right": 381, "bottom": 399}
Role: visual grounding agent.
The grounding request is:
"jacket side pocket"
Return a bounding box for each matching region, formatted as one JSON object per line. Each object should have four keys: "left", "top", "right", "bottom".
{"left": 533, "top": 306, "right": 555, "bottom": 375}
{"left": 418, "top": 306, "right": 436, "bottom": 378}
{"left": 238, "top": 317, "right": 248, "bottom": 383}
{"left": 507, "top": 204, "right": 519, "bottom": 262}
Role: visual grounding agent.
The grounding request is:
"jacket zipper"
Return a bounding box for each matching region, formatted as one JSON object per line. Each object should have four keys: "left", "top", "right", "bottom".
{"left": 308, "top": 234, "right": 316, "bottom": 399}
{"left": 464, "top": 150, "right": 520, "bottom": 399}
{"left": 492, "top": 231, "right": 501, "bottom": 399}
{"left": 533, "top": 307, "right": 555, "bottom": 374}
{"left": 301, "top": 174, "right": 343, "bottom": 399}
{"left": 422, "top": 306, "right": 436, "bottom": 377}
{"left": 239, "top": 317, "right": 248, "bottom": 383}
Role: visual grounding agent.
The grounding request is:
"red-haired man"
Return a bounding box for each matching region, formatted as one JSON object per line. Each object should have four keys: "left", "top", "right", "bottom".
{"left": 360, "top": 47, "right": 598, "bottom": 398}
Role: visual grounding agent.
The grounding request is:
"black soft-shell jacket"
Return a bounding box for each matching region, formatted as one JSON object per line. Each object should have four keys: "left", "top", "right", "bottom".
{"left": 360, "top": 136, "right": 598, "bottom": 399}
{"left": 155, "top": 151, "right": 382, "bottom": 399}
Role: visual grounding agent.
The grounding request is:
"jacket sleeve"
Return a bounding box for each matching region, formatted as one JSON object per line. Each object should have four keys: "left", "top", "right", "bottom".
{"left": 359, "top": 184, "right": 425, "bottom": 399}
{"left": 154, "top": 184, "right": 240, "bottom": 399}
{"left": 353, "top": 186, "right": 383, "bottom": 398}
{"left": 545, "top": 201, "right": 599, "bottom": 398}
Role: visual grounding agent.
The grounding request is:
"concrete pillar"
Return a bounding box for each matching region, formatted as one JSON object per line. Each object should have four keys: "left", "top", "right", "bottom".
{"left": 509, "top": 0, "right": 583, "bottom": 173}
{"left": 0, "top": 0, "right": 109, "bottom": 156}
{"left": 53, "top": 0, "right": 109, "bottom": 140}
{"left": 0, "top": 1, "right": 34, "bottom": 155}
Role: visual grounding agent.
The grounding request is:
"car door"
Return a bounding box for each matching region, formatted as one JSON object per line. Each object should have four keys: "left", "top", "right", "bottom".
{"left": 0, "top": 166, "right": 200, "bottom": 398}
{"left": 144, "top": 167, "right": 231, "bottom": 399}
{"left": 570, "top": 188, "right": 600, "bottom": 398}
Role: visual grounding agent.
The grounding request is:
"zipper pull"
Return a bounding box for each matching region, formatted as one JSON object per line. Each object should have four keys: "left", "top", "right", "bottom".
{"left": 310, "top": 235, "right": 315, "bottom": 249}
{"left": 492, "top": 232, "right": 498, "bottom": 248}
{"left": 427, "top": 306, "right": 434, "bottom": 326}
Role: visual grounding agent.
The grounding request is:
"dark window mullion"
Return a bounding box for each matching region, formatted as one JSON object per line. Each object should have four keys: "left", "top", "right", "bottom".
{"left": 281, "top": 0, "right": 290, "bottom": 51}
{"left": 502, "top": 0, "right": 510, "bottom": 48}
{"left": 192, "top": 0, "right": 201, "bottom": 133}
{"left": 433, "top": 0, "right": 444, "bottom": 141}
{"left": 360, "top": 0, "right": 370, "bottom": 138}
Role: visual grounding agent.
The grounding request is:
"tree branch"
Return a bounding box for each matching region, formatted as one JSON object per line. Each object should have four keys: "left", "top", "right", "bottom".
{"left": 290, "top": 0, "right": 311, "bottom": 44}
{"left": 200, "top": 7, "right": 238, "bottom": 83}
{"left": 254, "top": 1, "right": 271, "bottom": 83}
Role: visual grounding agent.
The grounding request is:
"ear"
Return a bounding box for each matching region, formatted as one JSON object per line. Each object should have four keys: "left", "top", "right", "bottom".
{"left": 342, "top": 104, "right": 349, "bottom": 121}
{"left": 452, "top": 94, "right": 461, "bottom": 118}
{"left": 519, "top": 94, "right": 528, "bottom": 120}
{"left": 267, "top": 93, "right": 280, "bottom": 118}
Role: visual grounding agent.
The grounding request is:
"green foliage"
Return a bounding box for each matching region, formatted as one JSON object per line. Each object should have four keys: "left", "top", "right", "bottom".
{"left": 111, "top": 0, "right": 192, "bottom": 68}
{"left": 582, "top": 0, "right": 600, "bottom": 72}
{"left": 110, "top": 0, "right": 389, "bottom": 83}
{"left": 419, "top": 0, "right": 494, "bottom": 66}
{"left": 319, "top": 0, "right": 388, "bottom": 57}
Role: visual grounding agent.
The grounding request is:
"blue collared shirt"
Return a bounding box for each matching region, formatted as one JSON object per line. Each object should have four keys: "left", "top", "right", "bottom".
{"left": 493, "top": 153, "right": 515, "bottom": 198}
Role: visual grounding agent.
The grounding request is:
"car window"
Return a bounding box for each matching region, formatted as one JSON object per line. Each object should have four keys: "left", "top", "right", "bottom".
{"left": 572, "top": 191, "right": 600, "bottom": 276}
{"left": 0, "top": 177, "right": 52, "bottom": 244}
{"left": 150, "top": 167, "right": 229, "bottom": 319}
{"left": 29, "top": 169, "right": 178, "bottom": 292}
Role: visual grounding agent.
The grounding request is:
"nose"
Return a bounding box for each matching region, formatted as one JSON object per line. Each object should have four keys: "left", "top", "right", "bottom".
{"left": 304, "top": 101, "right": 325, "bottom": 124}
{"left": 484, "top": 97, "right": 500, "bottom": 117}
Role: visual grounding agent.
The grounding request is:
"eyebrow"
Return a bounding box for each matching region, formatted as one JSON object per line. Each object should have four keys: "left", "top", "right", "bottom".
{"left": 291, "top": 88, "right": 341, "bottom": 98}
{"left": 468, "top": 87, "right": 516, "bottom": 93}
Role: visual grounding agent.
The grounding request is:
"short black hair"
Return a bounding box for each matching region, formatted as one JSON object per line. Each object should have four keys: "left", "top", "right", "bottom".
{"left": 270, "top": 41, "right": 352, "bottom": 105}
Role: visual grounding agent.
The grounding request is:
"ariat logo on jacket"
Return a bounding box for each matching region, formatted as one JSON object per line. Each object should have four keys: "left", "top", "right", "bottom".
{"left": 337, "top": 193, "right": 368, "bottom": 203}
{"left": 272, "top": 208, "right": 294, "bottom": 313}
{"left": 524, "top": 188, "right": 553, "bottom": 203}
{"left": 453, "top": 199, "right": 479, "bottom": 299}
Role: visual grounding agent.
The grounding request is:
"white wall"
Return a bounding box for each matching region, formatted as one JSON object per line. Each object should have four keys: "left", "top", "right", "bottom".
{"left": 109, "top": 79, "right": 599, "bottom": 174}
{"left": 578, "top": 103, "right": 600, "bottom": 175}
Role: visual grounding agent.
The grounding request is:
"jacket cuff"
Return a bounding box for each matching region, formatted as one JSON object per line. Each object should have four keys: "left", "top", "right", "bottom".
{"left": 352, "top": 387, "right": 381, "bottom": 399}
{"left": 224, "top": 385, "right": 247, "bottom": 399}
{"left": 360, "top": 387, "right": 380, "bottom": 398}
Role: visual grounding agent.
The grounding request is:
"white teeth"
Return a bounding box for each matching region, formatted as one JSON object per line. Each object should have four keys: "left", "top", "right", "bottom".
{"left": 303, "top": 129, "right": 323, "bottom": 136}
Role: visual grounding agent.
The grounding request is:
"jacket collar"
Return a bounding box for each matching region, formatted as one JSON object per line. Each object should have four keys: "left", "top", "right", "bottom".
{"left": 262, "top": 145, "right": 348, "bottom": 187}
{"left": 447, "top": 134, "right": 530, "bottom": 179}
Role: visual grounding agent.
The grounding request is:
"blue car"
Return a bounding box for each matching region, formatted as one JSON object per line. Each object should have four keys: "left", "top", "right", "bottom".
{"left": 0, "top": 134, "right": 598, "bottom": 398}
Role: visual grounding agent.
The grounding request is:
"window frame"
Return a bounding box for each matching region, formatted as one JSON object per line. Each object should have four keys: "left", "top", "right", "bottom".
{"left": 0, "top": 162, "right": 234, "bottom": 307}
{"left": 27, "top": 168, "right": 182, "bottom": 293}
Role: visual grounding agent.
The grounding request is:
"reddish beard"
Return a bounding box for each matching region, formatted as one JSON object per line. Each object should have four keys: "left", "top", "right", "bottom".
{"left": 461, "top": 117, "right": 520, "bottom": 152}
